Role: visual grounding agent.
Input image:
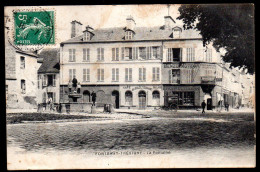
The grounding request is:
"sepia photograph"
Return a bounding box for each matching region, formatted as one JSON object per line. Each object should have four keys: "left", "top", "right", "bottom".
{"left": 4, "top": 4, "right": 255, "bottom": 169}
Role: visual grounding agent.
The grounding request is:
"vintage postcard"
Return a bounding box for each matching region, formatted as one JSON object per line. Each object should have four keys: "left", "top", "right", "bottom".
{"left": 5, "top": 4, "right": 255, "bottom": 169}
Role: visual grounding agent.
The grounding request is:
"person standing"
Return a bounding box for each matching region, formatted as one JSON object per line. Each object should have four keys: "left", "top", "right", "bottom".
{"left": 77, "top": 82, "right": 81, "bottom": 94}
{"left": 201, "top": 100, "right": 206, "bottom": 113}
{"left": 91, "top": 91, "right": 96, "bottom": 106}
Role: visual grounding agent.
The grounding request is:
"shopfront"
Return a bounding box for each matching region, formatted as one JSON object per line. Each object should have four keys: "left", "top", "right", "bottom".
{"left": 119, "top": 85, "right": 164, "bottom": 109}
{"left": 163, "top": 85, "right": 203, "bottom": 109}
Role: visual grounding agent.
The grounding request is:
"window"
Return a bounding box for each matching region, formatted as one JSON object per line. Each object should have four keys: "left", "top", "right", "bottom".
{"left": 183, "top": 92, "right": 195, "bottom": 105}
{"left": 53, "top": 92, "right": 56, "bottom": 103}
{"left": 147, "top": 47, "right": 152, "bottom": 59}
{"left": 37, "top": 75, "right": 41, "bottom": 89}
{"left": 125, "top": 31, "right": 133, "bottom": 40}
{"left": 112, "top": 48, "right": 119, "bottom": 61}
{"left": 139, "top": 47, "right": 146, "bottom": 59}
{"left": 83, "top": 48, "right": 90, "bottom": 61}
{"left": 83, "top": 32, "right": 91, "bottom": 41}
{"left": 121, "top": 47, "right": 125, "bottom": 60}
{"left": 97, "top": 48, "right": 104, "bottom": 61}
{"left": 83, "top": 69, "right": 90, "bottom": 82}
{"left": 125, "top": 91, "right": 133, "bottom": 106}
{"left": 187, "top": 48, "right": 195, "bottom": 61}
{"left": 97, "top": 68, "right": 104, "bottom": 81}
{"left": 69, "top": 49, "right": 76, "bottom": 62}
{"left": 152, "top": 91, "right": 160, "bottom": 99}
{"left": 153, "top": 67, "right": 160, "bottom": 81}
{"left": 186, "top": 69, "right": 192, "bottom": 83}
{"left": 167, "top": 48, "right": 181, "bottom": 62}
{"left": 125, "top": 47, "right": 133, "bottom": 60}
{"left": 152, "top": 47, "right": 160, "bottom": 59}
{"left": 20, "top": 56, "right": 25, "bottom": 69}
{"left": 21, "top": 80, "right": 26, "bottom": 94}
{"left": 42, "top": 74, "right": 56, "bottom": 87}
{"left": 112, "top": 68, "right": 119, "bottom": 81}
{"left": 125, "top": 68, "right": 132, "bottom": 82}
{"left": 139, "top": 68, "right": 146, "bottom": 82}
{"left": 169, "top": 69, "right": 180, "bottom": 84}
{"left": 69, "top": 69, "right": 76, "bottom": 80}
{"left": 205, "top": 48, "right": 212, "bottom": 62}
{"left": 173, "top": 29, "right": 181, "bottom": 38}
{"left": 171, "top": 92, "right": 194, "bottom": 105}
{"left": 132, "top": 47, "right": 138, "bottom": 59}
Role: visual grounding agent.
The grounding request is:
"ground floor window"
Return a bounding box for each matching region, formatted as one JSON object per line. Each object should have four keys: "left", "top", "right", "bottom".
{"left": 171, "top": 91, "right": 194, "bottom": 105}
{"left": 125, "top": 91, "right": 133, "bottom": 106}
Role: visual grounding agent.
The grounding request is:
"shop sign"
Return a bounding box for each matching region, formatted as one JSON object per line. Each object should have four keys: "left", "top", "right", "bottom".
{"left": 123, "top": 85, "right": 162, "bottom": 91}
{"left": 165, "top": 86, "right": 200, "bottom": 91}
{"left": 164, "top": 63, "right": 179, "bottom": 68}
{"left": 201, "top": 76, "right": 216, "bottom": 84}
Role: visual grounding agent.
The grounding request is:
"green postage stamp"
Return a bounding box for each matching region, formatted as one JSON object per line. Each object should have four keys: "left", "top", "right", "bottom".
{"left": 14, "top": 10, "right": 55, "bottom": 45}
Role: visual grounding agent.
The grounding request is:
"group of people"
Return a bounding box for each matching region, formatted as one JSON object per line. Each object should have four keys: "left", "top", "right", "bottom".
{"left": 201, "top": 100, "right": 230, "bottom": 114}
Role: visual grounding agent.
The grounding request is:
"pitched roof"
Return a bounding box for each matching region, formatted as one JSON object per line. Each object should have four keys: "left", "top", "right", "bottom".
{"left": 61, "top": 25, "right": 202, "bottom": 44}
{"left": 38, "top": 48, "right": 60, "bottom": 73}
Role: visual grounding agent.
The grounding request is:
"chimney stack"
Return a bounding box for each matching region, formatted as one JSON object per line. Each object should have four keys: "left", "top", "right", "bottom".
{"left": 126, "top": 16, "right": 136, "bottom": 30}
{"left": 164, "top": 16, "right": 175, "bottom": 30}
{"left": 71, "top": 20, "right": 83, "bottom": 38}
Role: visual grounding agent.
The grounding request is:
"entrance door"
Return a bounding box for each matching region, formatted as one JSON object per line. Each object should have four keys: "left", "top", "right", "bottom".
{"left": 138, "top": 91, "right": 146, "bottom": 109}
{"left": 83, "top": 90, "right": 90, "bottom": 103}
{"left": 112, "top": 91, "right": 119, "bottom": 109}
{"left": 207, "top": 98, "right": 212, "bottom": 110}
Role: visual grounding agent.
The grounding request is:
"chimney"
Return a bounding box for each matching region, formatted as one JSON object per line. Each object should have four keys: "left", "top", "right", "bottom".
{"left": 71, "top": 20, "right": 83, "bottom": 38}
{"left": 126, "top": 16, "right": 136, "bottom": 30}
{"left": 164, "top": 16, "right": 175, "bottom": 30}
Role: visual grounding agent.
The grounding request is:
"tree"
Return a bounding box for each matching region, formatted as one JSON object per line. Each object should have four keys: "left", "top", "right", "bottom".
{"left": 177, "top": 4, "right": 255, "bottom": 74}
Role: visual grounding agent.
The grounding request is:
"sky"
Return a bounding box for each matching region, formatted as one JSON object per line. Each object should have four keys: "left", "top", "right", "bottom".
{"left": 54, "top": 5, "right": 182, "bottom": 44}
{"left": 5, "top": 4, "right": 182, "bottom": 46}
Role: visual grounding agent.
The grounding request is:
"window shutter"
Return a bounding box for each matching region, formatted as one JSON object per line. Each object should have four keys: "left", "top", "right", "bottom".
{"left": 69, "top": 49, "right": 72, "bottom": 61}
{"left": 97, "top": 48, "right": 100, "bottom": 61}
{"left": 83, "top": 69, "right": 86, "bottom": 81}
{"left": 143, "top": 68, "right": 146, "bottom": 81}
{"left": 53, "top": 75, "right": 56, "bottom": 86}
{"left": 53, "top": 92, "right": 56, "bottom": 103}
{"left": 129, "top": 68, "right": 132, "bottom": 81}
{"left": 157, "top": 67, "right": 160, "bottom": 81}
{"left": 116, "top": 48, "right": 119, "bottom": 61}
{"left": 152, "top": 67, "right": 155, "bottom": 80}
{"left": 139, "top": 68, "right": 142, "bottom": 81}
{"left": 73, "top": 49, "right": 76, "bottom": 62}
{"left": 73, "top": 69, "right": 76, "bottom": 78}
{"left": 43, "top": 92, "right": 46, "bottom": 103}
{"left": 112, "top": 68, "right": 115, "bottom": 81}
{"left": 101, "top": 48, "right": 104, "bottom": 61}
{"left": 101, "top": 69, "right": 104, "bottom": 81}
{"left": 43, "top": 75, "right": 47, "bottom": 86}
{"left": 83, "top": 48, "right": 86, "bottom": 61}
{"left": 87, "top": 48, "right": 90, "bottom": 61}
{"left": 135, "top": 47, "right": 138, "bottom": 59}
{"left": 112, "top": 48, "right": 115, "bottom": 61}
{"left": 116, "top": 68, "right": 119, "bottom": 81}
{"left": 125, "top": 68, "right": 128, "bottom": 81}
{"left": 87, "top": 69, "right": 90, "bottom": 81}
{"left": 121, "top": 47, "right": 124, "bottom": 60}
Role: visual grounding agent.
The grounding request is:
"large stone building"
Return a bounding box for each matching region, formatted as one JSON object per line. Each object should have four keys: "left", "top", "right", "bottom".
{"left": 59, "top": 16, "right": 245, "bottom": 110}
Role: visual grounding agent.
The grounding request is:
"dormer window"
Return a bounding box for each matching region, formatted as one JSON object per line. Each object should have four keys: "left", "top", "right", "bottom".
{"left": 125, "top": 31, "right": 133, "bottom": 40}
{"left": 83, "top": 32, "right": 91, "bottom": 41}
{"left": 173, "top": 27, "right": 182, "bottom": 39}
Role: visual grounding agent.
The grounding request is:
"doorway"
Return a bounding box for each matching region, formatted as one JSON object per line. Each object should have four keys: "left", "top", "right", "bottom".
{"left": 83, "top": 90, "right": 90, "bottom": 103}
{"left": 138, "top": 91, "right": 146, "bottom": 109}
{"left": 112, "top": 90, "right": 119, "bottom": 109}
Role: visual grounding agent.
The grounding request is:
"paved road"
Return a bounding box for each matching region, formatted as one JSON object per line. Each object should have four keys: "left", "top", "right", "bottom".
{"left": 7, "top": 112, "right": 255, "bottom": 168}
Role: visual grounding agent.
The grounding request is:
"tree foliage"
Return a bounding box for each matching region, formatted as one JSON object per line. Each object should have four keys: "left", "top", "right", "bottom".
{"left": 177, "top": 4, "right": 254, "bottom": 74}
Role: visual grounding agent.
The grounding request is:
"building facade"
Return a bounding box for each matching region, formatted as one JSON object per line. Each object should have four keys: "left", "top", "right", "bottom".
{"left": 5, "top": 31, "right": 42, "bottom": 110}
{"left": 59, "top": 16, "right": 245, "bottom": 110}
{"left": 37, "top": 48, "right": 60, "bottom": 107}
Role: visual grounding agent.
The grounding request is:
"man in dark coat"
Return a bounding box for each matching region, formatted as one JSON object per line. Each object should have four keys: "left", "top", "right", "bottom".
{"left": 201, "top": 100, "right": 206, "bottom": 113}
{"left": 91, "top": 91, "right": 96, "bottom": 106}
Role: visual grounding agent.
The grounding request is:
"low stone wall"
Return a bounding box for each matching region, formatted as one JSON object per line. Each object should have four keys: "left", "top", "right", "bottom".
{"left": 61, "top": 103, "right": 93, "bottom": 113}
